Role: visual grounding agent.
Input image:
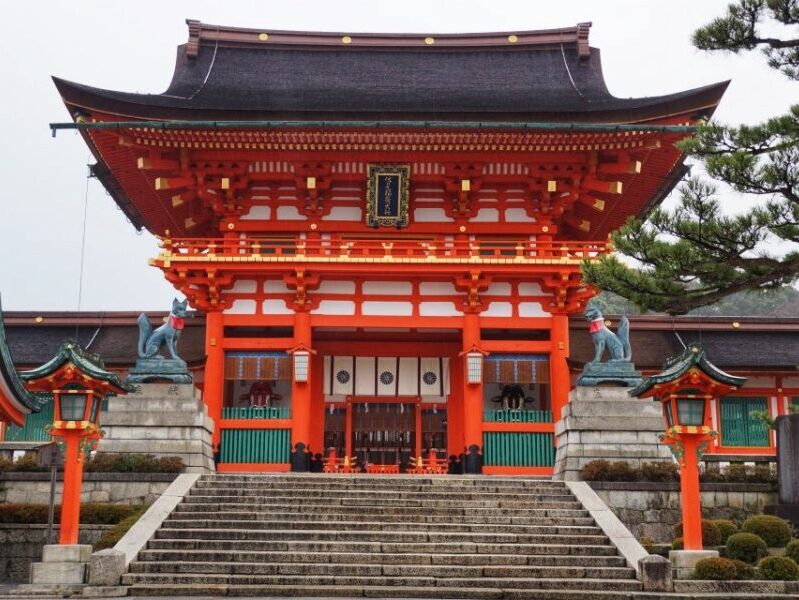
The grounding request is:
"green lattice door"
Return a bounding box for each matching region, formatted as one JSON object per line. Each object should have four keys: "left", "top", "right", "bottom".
{"left": 720, "top": 396, "right": 770, "bottom": 447}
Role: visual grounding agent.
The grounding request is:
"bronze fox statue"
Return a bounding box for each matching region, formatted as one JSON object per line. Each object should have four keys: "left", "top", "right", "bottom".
{"left": 137, "top": 298, "right": 189, "bottom": 361}
{"left": 584, "top": 303, "right": 631, "bottom": 363}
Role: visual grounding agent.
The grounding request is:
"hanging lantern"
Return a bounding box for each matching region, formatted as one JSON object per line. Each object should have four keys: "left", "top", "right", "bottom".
{"left": 292, "top": 350, "right": 310, "bottom": 383}
{"left": 466, "top": 351, "right": 484, "bottom": 385}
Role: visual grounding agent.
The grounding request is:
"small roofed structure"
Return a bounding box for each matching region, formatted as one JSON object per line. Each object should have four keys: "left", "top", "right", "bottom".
{"left": 630, "top": 344, "right": 747, "bottom": 400}
{"left": 19, "top": 340, "right": 133, "bottom": 398}
{"left": 0, "top": 298, "right": 45, "bottom": 426}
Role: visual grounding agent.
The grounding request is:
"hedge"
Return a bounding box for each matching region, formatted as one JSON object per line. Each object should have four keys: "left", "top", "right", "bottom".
{"left": 741, "top": 515, "right": 792, "bottom": 548}
{"left": 0, "top": 503, "right": 144, "bottom": 525}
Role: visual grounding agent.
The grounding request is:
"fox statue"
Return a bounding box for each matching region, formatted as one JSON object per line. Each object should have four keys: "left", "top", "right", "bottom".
{"left": 584, "top": 303, "right": 631, "bottom": 363}
{"left": 137, "top": 298, "right": 189, "bottom": 361}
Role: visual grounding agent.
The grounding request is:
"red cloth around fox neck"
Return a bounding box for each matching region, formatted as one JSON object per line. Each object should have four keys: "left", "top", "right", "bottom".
{"left": 589, "top": 318, "right": 605, "bottom": 333}
{"left": 168, "top": 314, "right": 185, "bottom": 330}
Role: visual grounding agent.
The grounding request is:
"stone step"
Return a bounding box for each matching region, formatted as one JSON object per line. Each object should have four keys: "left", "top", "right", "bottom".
{"left": 161, "top": 518, "right": 602, "bottom": 535}
{"left": 124, "top": 583, "right": 645, "bottom": 599}
{"left": 180, "top": 496, "right": 583, "bottom": 509}
{"left": 126, "top": 560, "right": 635, "bottom": 579}
{"left": 190, "top": 486, "right": 575, "bottom": 501}
{"left": 174, "top": 502, "right": 590, "bottom": 518}
{"left": 200, "top": 474, "right": 557, "bottom": 486}
{"left": 146, "top": 539, "right": 620, "bottom": 556}
{"left": 166, "top": 509, "right": 596, "bottom": 526}
{"left": 121, "top": 573, "right": 642, "bottom": 591}
{"left": 133, "top": 550, "right": 628, "bottom": 568}
{"left": 153, "top": 527, "right": 609, "bottom": 545}
{"left": 193, "top": 481, "right": 568, "bottom": 493}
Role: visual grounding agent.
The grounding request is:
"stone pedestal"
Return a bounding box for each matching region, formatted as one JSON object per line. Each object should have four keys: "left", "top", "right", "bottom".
{"left": 669, "top": 549, "right": 718, "bottom": 580}
{"left": 29, "top": 544, "right": 90, "bottom": 585}
{"left": 767, "top": 414, "right": 799, "bottom": 526}
{"left": 97, "top": 383, "right": 214, "bottom": 473}
{"left": 553, "top": 386, "right": 673, "bottom": 481}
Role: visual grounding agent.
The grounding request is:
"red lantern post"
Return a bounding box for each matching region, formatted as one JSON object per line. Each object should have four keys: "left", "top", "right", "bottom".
{"left": 19, "top": 342, "right": 132, "bottom": 544}
{"left": 631, "top": 345, "right": 745, "bottom": 574}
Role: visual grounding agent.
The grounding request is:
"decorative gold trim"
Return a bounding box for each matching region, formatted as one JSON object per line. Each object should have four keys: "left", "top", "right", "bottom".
{"left": 508, "top": 34, "right": 518, "bottom": 43}
{"left": 341, "top": 35, "right": 352, "bottom": 44}
{"left": 424, "top": 37, "right": 435, "bottom": 45}
{"left": 258, "top": 33, "right": 269, "bottom": 41}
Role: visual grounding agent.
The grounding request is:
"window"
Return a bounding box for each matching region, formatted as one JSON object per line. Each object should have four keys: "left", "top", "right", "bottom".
{"left": 720, "top": 396, "right": 769, "bottom": 447}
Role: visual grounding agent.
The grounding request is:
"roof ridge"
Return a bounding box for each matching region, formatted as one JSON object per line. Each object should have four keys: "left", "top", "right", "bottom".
{"left": 183, "top": 19, "right": 593, "bottom": 58}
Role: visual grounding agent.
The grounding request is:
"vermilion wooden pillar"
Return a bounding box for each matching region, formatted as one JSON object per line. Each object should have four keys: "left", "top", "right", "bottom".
{"left": 309, "top": 351, "right": 325, "bottom": 454}
{"left": 291, "top": 310, "right": 312, "bottom": 451}
{"left": 680, "top": 437, "right": 703, "bottom": 550}
{"left": 447, "top": 353, "right": 464, "bottom": 457}
{"left": 205, "top": 311, "right": 225, "bottom": 453}
{"left": 550, "top": 313, "right": 571, "bottom": 422}
{"left": 462, "top": 312, "right": 483, "bottom": 454}
{"left": 58, "top": 430, "right": 84, "bottom": 544}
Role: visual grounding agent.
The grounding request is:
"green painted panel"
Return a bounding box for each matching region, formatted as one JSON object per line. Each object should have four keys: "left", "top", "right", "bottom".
{"left": 219, "top": 428, "right": 290, "bottom": 463}
{"left": 5, "top": 401, "right": 53, "bottom": 442}
{"left": 720, "top": 397, "right": 769, "bottom": 447}
{"left": 483, "top": 409, "right": 552, "bottom": 423}
{"left": 221, "top": 406, "right": 291, "bottom": 420}
{"left": 482, "top": 432, "right": 554, "bottom": 467}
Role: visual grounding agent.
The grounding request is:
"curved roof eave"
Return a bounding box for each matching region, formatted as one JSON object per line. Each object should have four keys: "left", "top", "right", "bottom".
{"left": 0, "top": 296, "right": 44, "bottom": 423}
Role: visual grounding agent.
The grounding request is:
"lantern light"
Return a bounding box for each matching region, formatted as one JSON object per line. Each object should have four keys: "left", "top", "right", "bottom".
{"left": 676, "top": 397, "right": 706, "bottom": 427}
{"left": 466, "top": 351, "right": 483, "bottom": 385}
{"left": 293, "top": 350, "right": 310, "bottom": 383}
{"left": 58, "top": 391, "right": 88, "bottom": 422}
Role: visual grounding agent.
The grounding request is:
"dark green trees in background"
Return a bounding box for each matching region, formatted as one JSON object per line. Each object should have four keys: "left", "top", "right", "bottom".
{"left": 583, "top": 0, "right": 799, "bottom": 315}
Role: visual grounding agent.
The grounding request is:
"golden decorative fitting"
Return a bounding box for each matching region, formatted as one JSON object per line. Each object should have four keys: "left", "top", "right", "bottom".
{"left": 306, "top": 176, "right": 316, "bottom": 189}
{"left": 424, "top": 37, "right": 435, "bottom": 45}
{"left": 341, "top": 35, "right": 352, "bottom": 44}
{"left": 541, "top": 226, "right": 549, "bottom": 233}
{"left": 547, "top": 180, "right": 557, "bottom": 192}
{"left": 604, "top": 320, "right": 612, "bottom": 327}
{"left": 732, "top": 321, "right": 740, "bottom": 328}
{"left": 34, "top": 316, "right": 43, "bottom": 323}
{"left": 508, "top": 34, "right": 518, "bottom": 43}
{"left": 310, "top": 223, "right": 318, "bottom": 230}
{"left": 221, "top": 177, "right": 230, "bottom": 190}
{"left": 227, "top": 223, "right": 235, "bottom": 230}
{"left": 258, "top": 33, "right": 269, "bottom": 41}
{"left": 459, "top": 225, "right": 466, "bottom": 233}
{"left": 460, "top": 179, "right": 470, "bottom": 192}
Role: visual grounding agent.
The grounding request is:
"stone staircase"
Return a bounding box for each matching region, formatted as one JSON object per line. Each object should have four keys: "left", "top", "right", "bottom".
{"left": 123, "top": 473, "right": 644, "bottom": 599}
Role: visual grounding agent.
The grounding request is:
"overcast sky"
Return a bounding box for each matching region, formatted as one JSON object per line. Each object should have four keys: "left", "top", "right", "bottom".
{"left": 0, "top": 0, "right": 795, "bottom": 311}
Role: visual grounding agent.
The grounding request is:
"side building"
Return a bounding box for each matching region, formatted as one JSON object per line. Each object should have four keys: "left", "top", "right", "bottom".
{"left": 47, "top": 20, "right": 730, "bottom": 473}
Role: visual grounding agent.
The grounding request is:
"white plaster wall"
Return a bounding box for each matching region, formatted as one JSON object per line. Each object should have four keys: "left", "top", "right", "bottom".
{"left": 518, "top": 302, "right": 549, "bottom": 317}
{"left": 419, "top": 302, "right": 461, "bottom": 316}
{"left": 262, "top": 299, "right": 293, "bottom": 315}
{"left": 240, "top": 206, "right": 271, "bottom": 220}
{"left": 224, "top": 299, "right": 257, "bottom": 314}
{"left": 362, "top": 281, "right": 413, "bottom": 295}
{"left": 362, "top": 301, "right": 413, "bottom": 316}
{"left": 312, "top": 300, "right": 356, "bottom": 315}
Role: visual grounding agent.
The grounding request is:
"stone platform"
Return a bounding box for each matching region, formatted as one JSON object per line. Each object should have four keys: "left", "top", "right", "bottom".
{"left": 553, "top": 386, "right": 673, "bottom": 481}
{"left": 97, "top": 383, "right": 214, "bottom": 473}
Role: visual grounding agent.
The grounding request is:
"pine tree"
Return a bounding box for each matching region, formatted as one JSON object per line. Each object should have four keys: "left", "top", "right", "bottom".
{"left": 583, "top": 0, "right": 799, "bottom": 315}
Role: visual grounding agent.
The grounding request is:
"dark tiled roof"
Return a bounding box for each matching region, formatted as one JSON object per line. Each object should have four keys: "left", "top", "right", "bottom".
{"left": 53, "top": 21, "right": 728, "bottom": 123}
{"left": 5, "top": 321, "right": 206, "bottom": 368}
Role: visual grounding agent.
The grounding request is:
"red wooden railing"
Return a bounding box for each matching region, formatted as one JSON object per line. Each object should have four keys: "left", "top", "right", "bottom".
{"left": 159, "top": 236, "right": 608, "bottom": 262}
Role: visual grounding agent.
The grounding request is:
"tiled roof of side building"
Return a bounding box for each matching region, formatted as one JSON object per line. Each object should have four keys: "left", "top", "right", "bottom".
{"left": 4, "top": 312, "right": 799, "bottom": 372}
{"left": 53, "top": 21, "right": 728, "bottom": 123}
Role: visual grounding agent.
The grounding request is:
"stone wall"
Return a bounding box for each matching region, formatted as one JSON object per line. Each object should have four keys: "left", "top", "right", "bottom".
{"left": 589, "top": 482, "right": 778, "bottom": 543}
{"left": 0, "top": 473, "right": 177, "bottom": 505}
{"left": 0, "top": 524, "right": 111, "bottom": 583}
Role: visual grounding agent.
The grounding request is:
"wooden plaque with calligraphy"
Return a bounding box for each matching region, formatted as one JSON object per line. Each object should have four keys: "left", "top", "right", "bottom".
{"left": 366, "top": 165, "right": 410, "bottom": 228}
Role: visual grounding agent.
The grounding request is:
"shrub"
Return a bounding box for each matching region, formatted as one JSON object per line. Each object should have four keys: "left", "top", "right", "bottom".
{"left": 639, "top": 536, "right": 656, "bottom": 553}
{"left": 741, "top": 515, "right": 792, "bottom": 548}
{"left": 640, "top": 461, "right": 678, "bottom": 482}
{"left": 693, "top": 557, "right": 737, "bottom": 580}
{"left": 724, "top": 464, "right": 749, "bottom": 483}
{"left": 0, "top": 454, "right": 48, "bottom": 473}
{"left": 700, "top": 464, "right": 724, "bottom": 483}
{"left": 751, "top": 464, "right": 777, "bottom": 484}
{"left": 606, "top": 461, "right": 639, "bottom": 481}
{"left": 672, "top": 537, "right": 684, "bottom": 550}
{"left": 726, "top": 532, "right": 768, "bottom": 564}
{"left": 93, "top": 507, "right": 146, "bottom": 550}
{"left": 85, "top": 453, "right": 184, "bottom": 473}
{"left": 0, "top": 503, "right": 143, "bottom": 524}
{"left": 786, "top": 540, "right": 799, "bottom": 564}
{"left": 758, "top": 556, "right": 799, "bottom": 581}
{"left": 674, "top": 520, "right": 722, "bottom": 547}
{"left": 580, "top": 460, "right": 611, "bottom": 481}
{"left": 729, "top": 559, "right": 756, "bottom": 580}
{"left": 711, "top": 519, "right": 739, "bottom": 544}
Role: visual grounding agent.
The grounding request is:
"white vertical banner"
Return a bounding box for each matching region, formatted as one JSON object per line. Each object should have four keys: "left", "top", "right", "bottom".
{"left": 376, "top": 357, "right": 399, "bottom": 396}
{"left": 398, "top": 357, "right": 419, "bottom": 396}
{"left": 419, "top": 357, "right": 443, "bottom": 396}
{"left": 442, "top": 357, "right": 450, "bottom": 396}
{"left": 332, "top": 356, "right": 354, "bottom": 396}
{"left": 354, "top": 357, "right": 376, "bottom": 396}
